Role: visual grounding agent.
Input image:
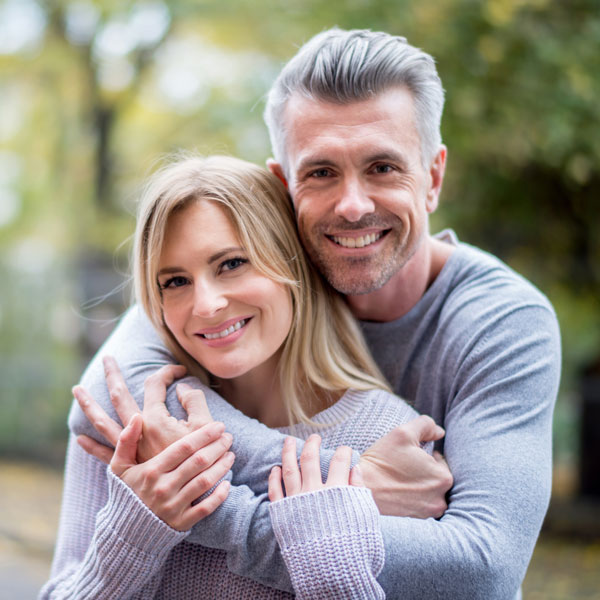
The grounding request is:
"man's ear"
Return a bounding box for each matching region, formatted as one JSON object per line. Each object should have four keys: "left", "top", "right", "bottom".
{"left": 426, "top": 145, "right": 447, "bottom": 213}
{"left": 267, "top": 159, "right": 288, "bottom": 189}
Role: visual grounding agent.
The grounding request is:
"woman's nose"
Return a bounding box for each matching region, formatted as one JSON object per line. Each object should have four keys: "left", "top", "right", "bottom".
{"left": 191, "top": 281, "right": 228, "bottom": 318}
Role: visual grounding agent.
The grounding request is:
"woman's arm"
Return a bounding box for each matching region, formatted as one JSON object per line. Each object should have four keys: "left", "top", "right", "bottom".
{"left": 39, "top": 436, "right": 186, "bottom": 599}
{"left": 41, "top": 420, "right": 231, "bottom": 599}
{"left": 267, "top": 437, "right": 385, "bottom": 599}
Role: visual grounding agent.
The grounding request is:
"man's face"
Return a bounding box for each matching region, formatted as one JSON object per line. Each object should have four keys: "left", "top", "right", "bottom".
{"left": 271, "top": 87, "right": 445, "bottom": 296}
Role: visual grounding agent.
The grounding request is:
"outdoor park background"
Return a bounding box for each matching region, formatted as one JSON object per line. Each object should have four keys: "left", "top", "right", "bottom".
{"left": 1, "top": 0, "right": 599, "bottom": 597}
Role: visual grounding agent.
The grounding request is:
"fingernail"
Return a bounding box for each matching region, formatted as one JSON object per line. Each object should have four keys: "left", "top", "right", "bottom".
{"left": 222, "top": 432, "right": 233, "bottom": 443}
{"left": 177, "top": 383, "right": 191, "bottom": 391}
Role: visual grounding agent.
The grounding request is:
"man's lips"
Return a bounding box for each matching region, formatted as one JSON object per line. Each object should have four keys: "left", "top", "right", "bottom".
{"left": 196, "top": 316, "right": 252, "bottom": 339}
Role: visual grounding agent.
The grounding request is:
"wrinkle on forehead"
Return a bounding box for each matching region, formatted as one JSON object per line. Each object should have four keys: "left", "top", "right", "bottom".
{"left": 283, "top": 88, "right": 422, "bottom": 172}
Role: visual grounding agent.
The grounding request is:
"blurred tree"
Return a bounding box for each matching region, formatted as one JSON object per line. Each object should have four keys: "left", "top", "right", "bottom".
{"left": 0, "top": 0, "right": 598, "bottom": 473}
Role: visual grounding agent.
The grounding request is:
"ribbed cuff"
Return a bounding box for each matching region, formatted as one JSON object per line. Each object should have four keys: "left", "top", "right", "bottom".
{"left": 103, "top": 467, "right": 188, "bottom": 558}
{"left": 269, "top": 486, "right": 380, "bottom": 546}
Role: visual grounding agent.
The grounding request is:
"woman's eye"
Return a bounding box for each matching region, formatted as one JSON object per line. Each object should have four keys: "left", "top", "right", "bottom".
{"left": 220, "top": 257, "right": 247, "bottom": 272}
{"left": 161, "top": 276, "right": 188, "bottom": 289}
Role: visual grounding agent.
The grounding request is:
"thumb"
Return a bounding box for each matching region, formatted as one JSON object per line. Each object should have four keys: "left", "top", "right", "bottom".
{"left": 411, "top": 415, "right": 445, "bottom": 444}
{"left": 177, "top": 384, "right": 213, "bottom": 428}
{"left": 110, "top": 413, "right": 143, "bottom": 476}
{"left": 349, "top": 464, "right": 365, "bottom": 487}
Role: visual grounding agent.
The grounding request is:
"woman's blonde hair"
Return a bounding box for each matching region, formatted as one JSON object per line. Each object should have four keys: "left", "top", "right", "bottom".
{"left": 134, "top": 154, "right": 390, "bottom": 426}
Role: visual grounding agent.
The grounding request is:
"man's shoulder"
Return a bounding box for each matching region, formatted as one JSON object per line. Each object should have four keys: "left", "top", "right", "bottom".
{"left": 441, "top": 239, "right": 556, "bottom": 323}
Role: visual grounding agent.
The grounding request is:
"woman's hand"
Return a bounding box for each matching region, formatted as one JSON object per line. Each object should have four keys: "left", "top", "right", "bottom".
{"left": 74, "top": 356, "right": 213, "bottom": 464}
{"left": 111, "top": 413, "right": 234, "bottom": 530}
{"left": 268, "top": 434, "right": 363, "bottom": 501}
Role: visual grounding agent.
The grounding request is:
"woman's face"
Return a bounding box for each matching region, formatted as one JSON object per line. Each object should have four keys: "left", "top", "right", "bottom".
{"left": 157, "top": 200, "right": 293, "bottom": 381}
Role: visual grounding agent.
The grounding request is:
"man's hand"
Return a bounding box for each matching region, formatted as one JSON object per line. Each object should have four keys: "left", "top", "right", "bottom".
{"left": 359, "top": 415, "right": 452, "bottom": 518}
{"left": 73, "top": 355, "right": 215, "bottom": 464}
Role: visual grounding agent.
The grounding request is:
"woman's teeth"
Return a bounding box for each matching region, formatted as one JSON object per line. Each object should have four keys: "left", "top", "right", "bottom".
{"left": 332, "top": 232, "right": 382, "bottom": 248}
{"left": 202, "top": 319, "right": 247, "bottom": 339}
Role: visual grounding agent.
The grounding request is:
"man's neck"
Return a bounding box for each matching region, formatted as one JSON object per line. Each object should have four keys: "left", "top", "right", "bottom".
{"left": 346, "top": 236, "right": 454, "bottom": 322}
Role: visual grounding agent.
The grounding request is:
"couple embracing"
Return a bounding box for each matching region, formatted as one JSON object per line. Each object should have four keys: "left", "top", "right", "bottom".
{"left": 41, "top": 27, "right": 560, "bottom": 600}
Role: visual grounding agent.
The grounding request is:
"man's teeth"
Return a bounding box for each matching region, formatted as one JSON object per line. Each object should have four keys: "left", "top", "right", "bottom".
{"left": 203, "top": 319, "right": 247, "bottom": 339}
{"left": 332, "top": 232, "right": 382, "bottom": 248}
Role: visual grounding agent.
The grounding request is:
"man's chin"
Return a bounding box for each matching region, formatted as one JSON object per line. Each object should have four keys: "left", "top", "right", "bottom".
{"left": 322, "top": 269, "right": 392, "bottom": 296}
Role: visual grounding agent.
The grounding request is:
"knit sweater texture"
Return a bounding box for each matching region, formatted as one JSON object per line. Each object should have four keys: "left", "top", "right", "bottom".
{"left": 42, "top": 389, "right": 421, "bottom": 599}
{"left": 62, "top": 231, "right": 560, "bottom": 599}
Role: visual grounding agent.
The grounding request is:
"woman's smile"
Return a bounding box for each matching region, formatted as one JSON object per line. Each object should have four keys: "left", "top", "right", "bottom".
{"left": 195, "top": 316, "right": 252, "bottom": 345}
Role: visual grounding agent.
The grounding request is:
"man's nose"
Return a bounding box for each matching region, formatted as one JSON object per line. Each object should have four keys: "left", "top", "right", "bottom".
{"left": 334, "top": 178, "right": 375, "bottom": 222}
{"left": 191, "top": 281, "right": 228, "bottom": 318}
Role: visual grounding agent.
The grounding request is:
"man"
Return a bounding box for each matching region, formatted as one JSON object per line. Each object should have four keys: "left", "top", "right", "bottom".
{"left": 69, "top": 28, "right": 560, "bottom": 598}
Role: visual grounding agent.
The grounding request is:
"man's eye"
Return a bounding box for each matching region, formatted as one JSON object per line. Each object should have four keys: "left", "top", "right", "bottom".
{"left": 161, "top": 276, "right": 188, "bottom": 290}
{"left": 310, "top": 168, "right": 331, "bottom": 178}
{"left": 220, "top": 257, "right": 248, "bottom": 272}
{"left": 374, "top": 164, "right": 394, "bottom": 174}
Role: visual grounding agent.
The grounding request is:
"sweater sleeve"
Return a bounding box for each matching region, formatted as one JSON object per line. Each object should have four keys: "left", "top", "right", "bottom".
{"left": 39, "top": 435, "right": 188, "bottom": 600}
{"left": 269, "top": 486, "right": 385, "bottom": 600}
{"left": 375, "top": 303, "right": 560, "bottom": 599}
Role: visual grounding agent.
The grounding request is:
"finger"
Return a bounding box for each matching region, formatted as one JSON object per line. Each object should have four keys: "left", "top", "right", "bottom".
{"left": 103, "top": 356, "right": 142, "bottom": 425}
{"left": 177, "top": 384, "right": 213, "bottom": 428}
{"left": 110, "top": 414, "right": 143, "bottom": 475}
{"left": 281, "top": 437, "right": 302, "bottom": 496}
{"left": 153, "top": 421, "right": 226, "bottom": 472}
{"left": 143, "top": 364, "right": 187, "bottom": 420}
{"left": 76, "top": 435, "right": 115, "bottom": 464}
{"left": 174, "top": 432, "right": 233, "bottom": 485}
{"left": 325, "top": 445, "right": 352, "bottom": 487}
{"left": 433, "top": 451, "right": 448, "bottom": 466}
{"left": 349, "top": 464, "right": 365, "bottom": 487}
{"left": 407, "top": 415, "right": 445, "bottom": 444}
{"left": 179, "top": 451, "right": 235, "bottom": 505}
{"left": 180, "top": 480, "right": 230, "bottom": 530}
{"left": 73, "top": 385, "right": 122, "bottom": 446}
{"left": 299, "top": 434, "right": 323, "bottom": 492}
{"left": 268, "top": 466, "right": 284, "bottom": 502}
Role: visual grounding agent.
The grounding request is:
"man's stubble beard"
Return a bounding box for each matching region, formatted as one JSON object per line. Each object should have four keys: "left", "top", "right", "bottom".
{"left": 300, "top": 218, "right": 421, "bottom": 296}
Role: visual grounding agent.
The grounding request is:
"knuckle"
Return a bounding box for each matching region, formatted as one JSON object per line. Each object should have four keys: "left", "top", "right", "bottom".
{"left": 281, "top": 465, "right": 298, "bottom": 478}
{"left": 300, "top": 448, "right": 317, "bottom": 462}
{"left": 432, "top": 499, "right": 447, "bottom": 519}
{"left": 109, "top": 384, "right": 125, "bottom": 401}
{"left": 179, "top": 440, "right": 195, "bottom": 456}
{"left": 153, "top": 484, "right": 169, "bottom": 501}
{"left": 143, "top": 467, "right": 159, "bottom": 486}
{"left": 195, "top": 473, "right": 210, "bottom": 490}
{"left": 391, "top": 425, "right": 410, "bottom": 444}
{"left": 192, "top": 452, "right": 208, "bottom": 470}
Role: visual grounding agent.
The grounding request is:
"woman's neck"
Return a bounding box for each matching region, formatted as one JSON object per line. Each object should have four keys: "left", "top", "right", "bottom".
{"left": 212, "top": 354, "right": 290, "bottom": 428}
{"left": 211, "top": 353, "right": 342, "bottom": 428}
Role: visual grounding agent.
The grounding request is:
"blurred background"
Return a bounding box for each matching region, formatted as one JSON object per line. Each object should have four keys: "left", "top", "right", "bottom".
{"left": 1, "top": 0, "right": 599, "bottom": 597}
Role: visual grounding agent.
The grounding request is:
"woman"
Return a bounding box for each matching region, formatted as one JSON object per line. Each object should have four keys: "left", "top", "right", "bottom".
{"left": 41, "top": 155, "right": 429, "bottom": 599}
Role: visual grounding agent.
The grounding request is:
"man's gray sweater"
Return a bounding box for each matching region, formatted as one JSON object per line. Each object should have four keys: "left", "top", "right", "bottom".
{"left": 67, "top": 232, "right": 561, "bottom": 599}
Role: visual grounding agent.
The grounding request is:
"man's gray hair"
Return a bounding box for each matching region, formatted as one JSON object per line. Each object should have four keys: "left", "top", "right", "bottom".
{"left": 264, "top": 28, "right": 445, "bottom": 174}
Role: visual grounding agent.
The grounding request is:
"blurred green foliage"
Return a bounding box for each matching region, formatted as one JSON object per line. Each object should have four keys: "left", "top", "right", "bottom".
{"left": 1, "top": 0, "right": 598, "bottom": 472}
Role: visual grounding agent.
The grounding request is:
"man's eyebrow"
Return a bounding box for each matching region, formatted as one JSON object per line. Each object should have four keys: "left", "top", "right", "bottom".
{"left": 366, "top": 151, "right": 410, "bottom": 169}
{"left": 156, "top": 247, "right": 245, "bottom": 276}
{"left": 296, "top": 157, "right": 337, "bottom": 173}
